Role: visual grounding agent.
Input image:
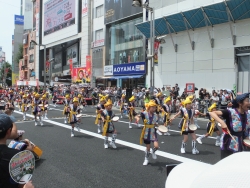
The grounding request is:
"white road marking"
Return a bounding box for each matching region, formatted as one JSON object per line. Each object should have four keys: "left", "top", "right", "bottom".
{"left": 14, "top": 111, "right": 207, "bottom": 164}
{"left": 20, "top": 108, "right": 217, "bottom": 139}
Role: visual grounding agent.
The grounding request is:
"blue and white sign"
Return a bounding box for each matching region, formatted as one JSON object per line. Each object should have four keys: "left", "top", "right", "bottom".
{"left": 14, "top": 15, "right": 24, "bottom": 25}
{"left": 113, "top": 62, "right": 146, "bottom": 76}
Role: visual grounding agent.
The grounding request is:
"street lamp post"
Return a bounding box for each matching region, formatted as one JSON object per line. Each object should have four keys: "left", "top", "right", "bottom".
{"left": 30, "top": 40, "right": 47, "bottom": 88}
{"left": 132, "top": 0, "right": 155, "bottom": 94}
{"left": 48, "top": 58, "right": 55, "bottom": 86}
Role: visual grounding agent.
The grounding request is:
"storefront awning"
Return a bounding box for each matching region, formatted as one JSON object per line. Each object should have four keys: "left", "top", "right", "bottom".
{"left": 136, "top": 0, "right": 250, "bottom": 38}
{"left": 111, "top": 75, "right": 144, "bottom": 79}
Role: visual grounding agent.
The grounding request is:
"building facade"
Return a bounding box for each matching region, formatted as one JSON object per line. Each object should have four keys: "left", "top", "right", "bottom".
{"left": 102, "top": 0, "right": 145, "bottom": 88}
{"left": 91, "top": 0, "right": 105, "bottom": 86}
{"left": 137, "top": 0, "right": 250, "bottom": 93}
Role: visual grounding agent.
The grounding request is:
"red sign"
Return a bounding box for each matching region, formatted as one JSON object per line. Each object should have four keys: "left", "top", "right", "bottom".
{"left": 186, "top": 83, "right": 195, "bottom": 93}
{"left": 69, "top": 59, "right": 73, "bottom": 75}
{"left": 86, "top": 55, "right": 91, "bottom": 78}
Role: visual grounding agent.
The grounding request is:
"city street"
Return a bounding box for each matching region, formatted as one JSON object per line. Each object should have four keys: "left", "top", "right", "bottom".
{"left": 13, "top": 105, "right": 221, "bottom": 188}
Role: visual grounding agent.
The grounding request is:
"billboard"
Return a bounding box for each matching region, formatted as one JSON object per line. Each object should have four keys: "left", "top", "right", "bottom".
{"left": 14, "top": 15, "right": 24, "bottom": 25}
{"left": 44, "top": 0, "right": 75, "bottom": 36}
{"left": 104, "top": 0, "right": 142, "bottom": 24}
{"left": 72, "top": 67, "right": 91, "bottom": 83}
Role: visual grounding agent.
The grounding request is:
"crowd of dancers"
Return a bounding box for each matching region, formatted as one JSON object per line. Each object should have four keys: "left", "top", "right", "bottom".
{"left": 3, "top": 86, "right": 250, "bottom": 165}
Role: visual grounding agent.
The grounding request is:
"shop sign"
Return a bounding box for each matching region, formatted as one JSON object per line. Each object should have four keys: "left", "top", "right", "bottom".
{"left": 113, "top": 62, "right": 146, "bottom": 76}
{"left": 104, "top": 65, "right": 113, "bottom": 76}
{"left": 92, "top": 39, "right": 104, "bottom": 48}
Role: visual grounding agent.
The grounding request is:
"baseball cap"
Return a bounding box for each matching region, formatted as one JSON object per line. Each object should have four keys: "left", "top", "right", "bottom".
{"left": 0, "top": 114, "right": 13, "bottom": 133}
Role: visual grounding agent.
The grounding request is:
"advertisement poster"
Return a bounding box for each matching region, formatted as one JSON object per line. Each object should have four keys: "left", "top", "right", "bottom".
{"left": 186, "top": 83, "right": 195, "bottom": 93}
{"left": 44, "top": 0, "right": 75, "bottom": 36}
{"left": 66, "top": 44, "right": 78, "bottom": 65}
{"left": 104, "top": 0, "right": 142, "bottom": 24}
{"left": 154, "top": 41, "right": 160, "bottom": 65}
{"left": 82, "top": 0, "right": 88, "bottom": 17}
{"left": 9, "top": 150, "right": 35, "bottom": 184}
{"left": 73, "top": 67, "right": 91, "bottom": 83}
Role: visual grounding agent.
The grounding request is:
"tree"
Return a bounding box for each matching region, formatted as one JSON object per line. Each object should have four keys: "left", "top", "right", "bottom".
{"left": 0, "top": 61, "right": 12, "bottom": 86}
{"left": 14, "top": 44, "right": 23, "bottom": 66}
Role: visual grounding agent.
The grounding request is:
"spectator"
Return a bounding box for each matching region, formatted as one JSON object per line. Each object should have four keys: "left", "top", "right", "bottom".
{"left": 175, "top": 84, "right": 180, "bottom": 96}
{"left": 199, "top": 88, "right": 205, "bottom": 100}
{"left": 0, "top": 114, "right": 20, "bottom": 188}
{"left": 181, "top": 88, "right": 188, "bottom": 99}
{"left": 211, "top": 92, "right": 219, "bottom": 104}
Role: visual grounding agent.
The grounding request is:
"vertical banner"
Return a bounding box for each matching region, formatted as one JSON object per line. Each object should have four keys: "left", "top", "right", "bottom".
{"left": 69, "top": 59, "right": 73, "bottom": 75}
{"left": 82, "top": 0, "right": 88, "bottom": 17}
{"left": 154, "top": 41, "right": 160, "bottom": 66}
{"left": 86, "top": 55, "right": 91, "bottom": 83}
{"left": 36, "top": 79, "right": 39, "bottom": 91}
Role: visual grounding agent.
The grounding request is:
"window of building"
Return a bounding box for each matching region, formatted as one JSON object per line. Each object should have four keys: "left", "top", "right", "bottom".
{"left": 29, "top": 54, "right": 34, "bottom": 63}
{"left": 95, "top": 29, "right": 103, "bottom": 41}
{"left": 96, "top": 5, "right": 103, "bottom": 18}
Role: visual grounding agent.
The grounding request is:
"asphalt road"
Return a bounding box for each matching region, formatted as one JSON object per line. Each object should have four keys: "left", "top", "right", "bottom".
{"left": 12, "top": 104, "right": 222, "bottom": 188}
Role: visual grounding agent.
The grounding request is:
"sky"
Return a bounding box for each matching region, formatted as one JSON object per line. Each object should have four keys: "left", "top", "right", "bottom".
{"left": 0, "top": 0, "right": 20, "bottom": 63}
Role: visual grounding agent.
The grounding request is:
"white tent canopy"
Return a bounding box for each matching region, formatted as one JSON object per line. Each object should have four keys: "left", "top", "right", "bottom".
{"left": 16, "top": 81, "right": 49, "bottom": 86}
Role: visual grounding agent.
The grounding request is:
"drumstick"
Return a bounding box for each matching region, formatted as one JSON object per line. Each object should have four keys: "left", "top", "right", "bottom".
{"left": 228, "top": 132, "right": 237, "bottom": 142}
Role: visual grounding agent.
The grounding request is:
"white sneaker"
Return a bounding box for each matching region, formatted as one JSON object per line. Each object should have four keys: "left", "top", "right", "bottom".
{"left": 156, "top": 130, "right": 162, "bottom": 135}
{"left": 35, "top": 121, "right": 38, "bottom": 126}
{"left": 192, "top": 148, "right": 199, "bottom": 154}
{"left": 64, "top": 119, "right": 67, "bottom": 124}
{"left": 76, "top": 126, "right": 80, "bottom": 132}
{"left": 215, "top": 141, "right": 220, "bottom": 147}
{"left": 97, "top": 126, "right": 101, "bottom": 133}
{"left": 44, "top": 116, "right": 48, "bottom": 120}
{"left": 110, "top": 142, "right": 117, "bottom": 149}
{"left": 181, "top": 148, "right": 185, "bottom": 154}
{"left": 196, "top": 137, "right": 202, "bottom": 144}
{"left": 104, "top": 143, "right": 108, "bottom": 149}
{"left": 164, "top": 132, "right": 171, "bottom": 136}
{"left": 40, "top": 121, "right": 43, "bottom": 126}
{"left": 129, "top": 125, "right": 132, "bottom": 129}
{"left": 151, "top": 151, "right": 157, "bottom": 160}
{"left": 120, "top": 115, "right": 123, "bottom": 119}
{"left": 143, "top": 158, "right": 149, "bottom": 166}
{"left": 71, "top": 132, "right": 74, "bottom": 137}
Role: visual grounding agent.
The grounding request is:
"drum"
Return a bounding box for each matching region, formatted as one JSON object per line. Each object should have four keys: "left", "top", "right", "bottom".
{"left": 158, "top": 125, "right": 168, "bottom": 133}
{"left": 124, "top": 103, "right": 128, "bottom": 106}
{"left": 243, "top": 139, "right": 250, "bottom": 147}
{"left": 76, "top": 114, "right": 83, "bottom": 118}
{"left": 189, "top": 124, "right": 197, "bottom": 131}
{"left": 44, "top": 104, "right": 48, "bottom": 107}
{"left": 79, "top": 105, "right": 83, "bottom": 109}
{"left": 27, "top": 104, "right": 31, "bottom": 107}
{"left": 33, "top": 146, "right": 43, "bottom": 158}
{"left": 112, "top": 116, "right": 119, "bottom": 122}
{"left": 38, "top": 104, "right": 43, "bottom": 107}
{"left": 0, "top": 100, "right": 5, "bottom": 103}
{"left": 170, "top": 114, "right": 175, "bottom": 119}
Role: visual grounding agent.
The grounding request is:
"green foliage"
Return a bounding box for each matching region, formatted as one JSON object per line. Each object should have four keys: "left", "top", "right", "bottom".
{"left": 14, "top": 44, "right": 23, "bottom": 65}
{"left": 0, "top": 62, "right": 12, "bottom": 86}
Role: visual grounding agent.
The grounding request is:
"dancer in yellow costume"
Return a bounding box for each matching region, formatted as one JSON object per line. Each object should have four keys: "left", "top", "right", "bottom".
{"left": 128, "top": 96, "right": 140, "bottom": 129}
{"left": 140, "top": 100, "right": 159, "bottom": 166}
{"left": 95, "top": 96, "right": 106, "bottom": 133}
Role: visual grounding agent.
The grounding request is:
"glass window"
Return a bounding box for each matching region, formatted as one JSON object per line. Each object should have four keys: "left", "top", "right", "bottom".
{"left": 96, "top": 5, "right": 103, "bottom": 18}
{"left": 95, "top": 29, "right": 103, "bottom": 41}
